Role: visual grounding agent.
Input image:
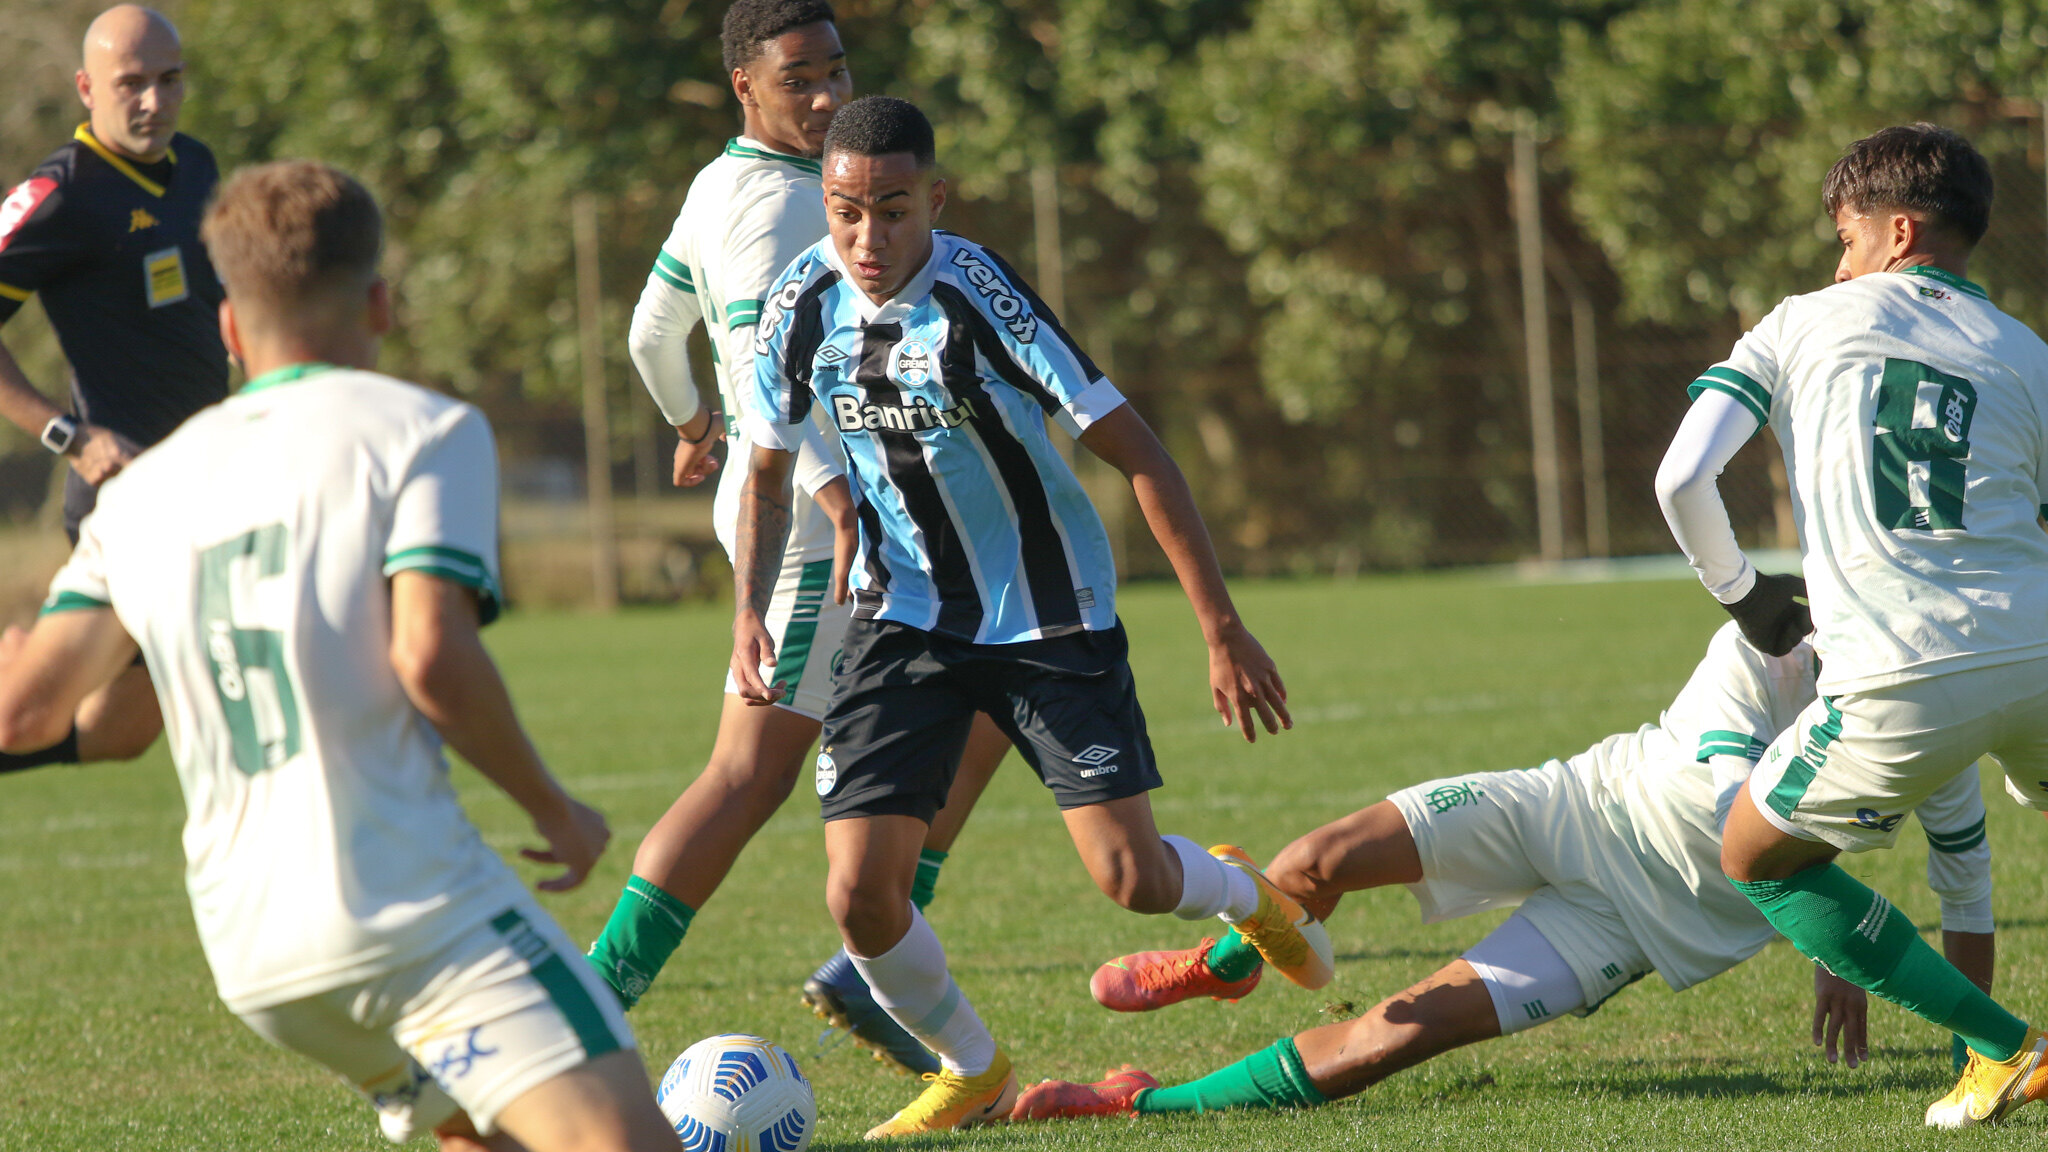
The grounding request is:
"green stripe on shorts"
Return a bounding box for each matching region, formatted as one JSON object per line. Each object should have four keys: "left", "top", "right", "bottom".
{"left": 769, "top": 559, "right": 833, "bottom": 699}
{"left": 490, "top": 909, "right": 622, "bottom": 1059}
{"left": 1765, "top": 698, "right": 1844, "bottom": 822}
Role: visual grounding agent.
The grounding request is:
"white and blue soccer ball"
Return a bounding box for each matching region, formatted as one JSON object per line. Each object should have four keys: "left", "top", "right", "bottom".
{"left": 656, "top": 1034, "right": 815, "bottom": 1152}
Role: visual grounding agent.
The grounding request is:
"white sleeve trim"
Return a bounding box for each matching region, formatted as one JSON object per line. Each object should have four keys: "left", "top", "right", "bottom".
{"left": 792, "top": 417, "right": 844, "bottom": 496}
{"left": 1656, "top": 388, "right": 1761, "bottom": 602}
{"left": 742, "top": 411, "right": 805, "bottom": 453}
{"left": 1053, "top": 377, "right": 1127, "bottom": 439}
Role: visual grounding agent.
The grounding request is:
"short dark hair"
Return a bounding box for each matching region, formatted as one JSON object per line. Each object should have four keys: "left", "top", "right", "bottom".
{"left": 202, "top": 160, "right": 381, "bottom": 314}
{"left": 1821, "top": 123, "right": 1993, "bottom": 245}
{"left": 823, "top": 95, "right": 936, "bottom": 170}
{"left": 721, "top": 0, "right": 835, "bottom": 75}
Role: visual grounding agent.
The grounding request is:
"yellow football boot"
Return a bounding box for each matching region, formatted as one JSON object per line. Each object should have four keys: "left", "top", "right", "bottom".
{"left": 1926, "top": 1027, "right": 2048, "bottom": 1128}
{"left": 1210, "top": 844, "right": 1335, "bottom": 990}
{"left": 864, "top": 1049, "right": 1018, "bottom": 1139}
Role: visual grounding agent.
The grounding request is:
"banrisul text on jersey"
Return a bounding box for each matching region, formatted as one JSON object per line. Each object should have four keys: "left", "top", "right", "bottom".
{"left": 747, "top": 231, "right": 1126, "bottom": 645}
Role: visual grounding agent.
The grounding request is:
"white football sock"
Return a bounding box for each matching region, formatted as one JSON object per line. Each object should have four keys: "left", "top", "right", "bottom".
{"left": 848, "top": 906, "right": 997, "bottom": 1077}
{"left": 1165, "top": 834, "right": 1260, "bottom": 921}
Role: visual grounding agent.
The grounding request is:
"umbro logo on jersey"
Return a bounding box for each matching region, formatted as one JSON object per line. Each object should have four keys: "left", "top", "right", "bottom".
{"left": 950, "top": 248, "right": 1038, "bottom": 342}
{"left": 816, "top": 344, "right": 848, "bottom": 366}
{"left": 833, "top": 393, "right": 977, "bottom": 433}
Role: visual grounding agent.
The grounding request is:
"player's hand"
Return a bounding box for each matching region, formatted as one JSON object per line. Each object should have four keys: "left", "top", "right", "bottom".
{"left": 70, "top": 425, "right": 139, "bottom": 486}
{"left": 1723, "top": 572, "right": 1810, "bottom": 656}
{"left": 522, "top": 793, "right": 611, "bottom": 892}
{"left": 670, "top": 411, "right": 724, "bottom": 488}
{"left": 1812, "top": 966, "right": 1869, "bottom": 1068}
{"left": 731, "top": 611, "right": 784, "bottom": 706}
{"left": 1208, "top": 622, "right": 1290, "bottom": 743}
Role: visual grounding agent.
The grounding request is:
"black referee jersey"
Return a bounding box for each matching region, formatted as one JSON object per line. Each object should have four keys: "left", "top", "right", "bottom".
{"left": 0, "top": 125, "right": 228, "bottom": 451}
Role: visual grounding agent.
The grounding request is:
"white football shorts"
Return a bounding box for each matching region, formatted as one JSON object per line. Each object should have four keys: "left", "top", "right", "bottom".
{"left": 724, "top": 552, "right": 851, "bottom": 720}
{"left": 1747, "top": 654, "right": 2048, "bottom": 852}
{"left": 237, "top": 902, "right": 634, "bottom": 1142}
{"left": 1391, "top": 763, "right": 1654, "bottom": 1016}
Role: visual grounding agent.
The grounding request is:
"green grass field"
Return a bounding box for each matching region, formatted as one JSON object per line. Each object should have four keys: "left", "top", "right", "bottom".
{"left": 6, "top": 574, "right": 2048, "bottom": 1150}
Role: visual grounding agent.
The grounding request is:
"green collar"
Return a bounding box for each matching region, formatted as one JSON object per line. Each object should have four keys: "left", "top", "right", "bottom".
{"left": 241, "top": 362, "right": 335, "bottom": 395}
{"left": 1898, "top": 265, "right": 1987, "bottom": 300}
{"left": 725, "top": 138, "right": 822, "bottom": 177}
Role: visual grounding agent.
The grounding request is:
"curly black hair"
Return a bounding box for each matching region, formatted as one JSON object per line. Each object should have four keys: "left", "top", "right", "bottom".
{"left": 822, "top": 95, "right": 935, "bottom": 169}
{"left": 721, "top": 0, "right": 836, "bottom": 75}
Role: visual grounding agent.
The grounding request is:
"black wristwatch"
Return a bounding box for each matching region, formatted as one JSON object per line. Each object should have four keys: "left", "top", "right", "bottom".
{"left": 40, "top": 414, "right": 79, "bottom": 455}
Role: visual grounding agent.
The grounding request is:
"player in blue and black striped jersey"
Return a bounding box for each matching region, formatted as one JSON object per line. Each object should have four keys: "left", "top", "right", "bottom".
{"left": 736, "top": 95, "right": 1316, "bottom": 1138}
{"left": 0, "top": 6, "right": 226, "bottom": 776}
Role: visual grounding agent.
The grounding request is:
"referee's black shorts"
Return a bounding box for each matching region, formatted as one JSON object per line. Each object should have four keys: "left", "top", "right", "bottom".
{"left": 815, "top": 617, "right": 1163, "bottom": 824}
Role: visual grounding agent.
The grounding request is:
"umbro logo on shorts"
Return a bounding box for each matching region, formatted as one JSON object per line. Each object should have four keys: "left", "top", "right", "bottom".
{"left": 1075, "top": 745, "right": 1120, "bottom": 777}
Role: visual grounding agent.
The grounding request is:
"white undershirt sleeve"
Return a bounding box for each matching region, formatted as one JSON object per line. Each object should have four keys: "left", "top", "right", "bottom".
{"left": 1656, "top": 389, "right": 1763, "bottom": 603}
{"left": 627, "top": 272, "right": 704, "bottom": 428}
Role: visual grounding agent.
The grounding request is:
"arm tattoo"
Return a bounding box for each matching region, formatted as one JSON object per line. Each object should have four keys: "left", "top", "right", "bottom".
{"left": 736, "top": 463, "right": 793, "bottom": 619}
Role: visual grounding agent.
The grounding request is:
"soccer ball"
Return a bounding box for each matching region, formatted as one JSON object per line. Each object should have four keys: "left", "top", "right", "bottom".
{"left": 655, "top": 1034, "right": 816, "bottom": 1152}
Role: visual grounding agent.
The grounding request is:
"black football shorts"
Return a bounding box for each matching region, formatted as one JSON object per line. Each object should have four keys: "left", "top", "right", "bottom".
{"left": 815, "top": 617, "right": 1163, "bottom": 823}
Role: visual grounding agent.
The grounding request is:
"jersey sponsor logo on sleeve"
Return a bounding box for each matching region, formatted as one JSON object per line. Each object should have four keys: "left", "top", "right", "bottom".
{"left": 754, "top": 265, "right": 810, "bottom": 357}
{"left": 145, "top": 246, "right": 188, "bottom": 307}
{"left": 949, "top": 246, "right": 1037, "bottom": 342}
{"left": 0, "top": 177, "right": 57, "bottom": 254}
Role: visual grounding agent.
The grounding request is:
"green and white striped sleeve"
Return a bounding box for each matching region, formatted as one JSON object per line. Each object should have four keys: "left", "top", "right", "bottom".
{"left": 385, "top": 405, "right": 504, "bottom": 624}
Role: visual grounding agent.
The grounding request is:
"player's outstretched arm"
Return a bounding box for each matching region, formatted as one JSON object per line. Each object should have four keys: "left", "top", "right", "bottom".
{"left": 0, "top": 611, "right": 137, "bottom": 752}
{"left": 811, "top": 475, "right": 860, "bottom": 606}
{"left": 731, "top": 444, "right": 796, "bottom": 705}
{"left": 1079, "top": 404, "right": 1289, "bottom": 742}
{"left": 389, "top": 571, "right": 608, "bottom": 892}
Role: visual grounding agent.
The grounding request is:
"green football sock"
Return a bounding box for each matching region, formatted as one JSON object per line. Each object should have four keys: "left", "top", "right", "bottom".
{"left": 584, "top": 876, "right": 695, "bottom": 1010}
{"left": 911, "top": 848, "right": 948, "bottom": 911}
{"left": 1133, "top": 1037, "right": 1328, "bottom": 1114}
{"left": 1730, "top": 865, "right": 2027, "bottom": 1060}
{"left": 1206, "top": 928, "right": 1263, "bottom": 982}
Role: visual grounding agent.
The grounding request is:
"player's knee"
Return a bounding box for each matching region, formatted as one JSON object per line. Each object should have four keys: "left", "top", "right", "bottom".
{"left": 825, "top": 874, "right": 911, "bottom": 949}
{"left": 697, "top": 750, "right": 802, "bottom": 810}
{"left": 1087, "top": 850, "right": 1178, "bottom": 914}
{"left": 1269, "top": 829, "right": 1342, "bottom": 904}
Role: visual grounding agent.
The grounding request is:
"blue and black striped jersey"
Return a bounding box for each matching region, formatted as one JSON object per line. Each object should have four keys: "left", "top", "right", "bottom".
{"left": 746, "top": 231, "right": 1125, "bottom": 644}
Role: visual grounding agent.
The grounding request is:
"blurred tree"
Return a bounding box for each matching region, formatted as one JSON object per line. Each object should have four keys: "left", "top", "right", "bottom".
{"left": 1562, "top": 0, "right": 2048, "bottom": 326}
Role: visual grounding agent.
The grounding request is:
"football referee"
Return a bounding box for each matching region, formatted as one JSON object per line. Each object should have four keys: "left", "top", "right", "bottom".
{"left": 0, "top": 5, "right": 227, "bottom": 772}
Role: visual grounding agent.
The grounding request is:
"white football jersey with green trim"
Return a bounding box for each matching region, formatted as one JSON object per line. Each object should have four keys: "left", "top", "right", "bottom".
{"left": 628, "top": 137, "right": 841, "bottom": 562}
{"left": 1694, "top": 267, "right": 2048, "bottom": 694}
{"left": 41, "top": 364, "right": 531, "bottom": 1013}
{"left": 1566, "top": 621, "right": 1985, "bottom": 988}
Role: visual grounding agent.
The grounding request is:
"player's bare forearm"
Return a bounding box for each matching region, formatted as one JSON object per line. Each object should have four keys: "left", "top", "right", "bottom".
{"left": 730, "top": 446, "right": 796, "bottom": 703}
{"left": 389, "top": 573, "right": 608, "bottom": 887}
{"left": 736, "top": 446, "right": 796, "bottom": 622}
{"left": 1944, "top": 930, "right": 1994, "bottom": 995}
{"left": 0, "top": 610, "right": 137, "bottom": 751}
{"left": 390, "top": 574, "right": 558, "bottom": 813}
{"left": 812, "top": 475, "right": 860, "bottom": 605}
{"left": 1079, "top": 405, "right": 1237, "bottom": 635}
{"left": 1080, "top": 404, "right": 1289, "bottom": 738}
{"left": 0, "top": 337, "right": 65, "bottom": 439}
